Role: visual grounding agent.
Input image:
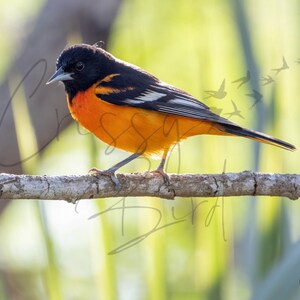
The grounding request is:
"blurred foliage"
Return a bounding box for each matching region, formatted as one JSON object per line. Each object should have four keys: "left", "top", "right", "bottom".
{"left": 0, "top": 0, "right": 44, "bottom": 79}
{"left": 0, "top": 0, "right": 300, "bottom": 299}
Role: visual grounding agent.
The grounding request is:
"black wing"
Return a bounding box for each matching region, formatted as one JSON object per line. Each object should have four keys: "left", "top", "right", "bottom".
{"left": 95, "top": 70, "right": 235, "bottom": 127}
{"left": 94, "top": 69, "right": 296, "bottom": 151}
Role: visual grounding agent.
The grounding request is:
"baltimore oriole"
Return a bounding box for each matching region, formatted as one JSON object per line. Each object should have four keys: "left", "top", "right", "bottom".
{"left": 47, "top": 44, "right": 296, "bottom": 186}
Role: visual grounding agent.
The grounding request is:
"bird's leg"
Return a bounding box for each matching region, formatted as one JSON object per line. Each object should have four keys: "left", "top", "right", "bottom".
{"left": 151, "top": 150, "right": 170, "bottom": 186}
{"left": 89, "top": 153, "right": 141, "bottom": 189}
{"left": 156, "top": 157, "right": 167, "bottom": 173}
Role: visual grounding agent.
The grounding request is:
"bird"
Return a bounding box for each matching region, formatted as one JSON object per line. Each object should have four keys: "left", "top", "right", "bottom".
{"left": 246, "top": 89, "right": 263, "bottom": 109}
{"left": 204, "top": 79, "right": 227, "bottom": 99}
{"left": 261, "top": 75, "right": 274, "bottom": 86}
{"left": 232, "top": 70, "right": 250, "bottom": 88}
{"left": 47, "top": 44, "right": 296, "bottom": 186}
{"left": 295, "top": 58, "right": 300, "bottom": 65}
{"left": 272, "top": 56, "right": 289, "bottom": 75}
{"left": 224, "top": 100, "right": 244, "bottom": 119}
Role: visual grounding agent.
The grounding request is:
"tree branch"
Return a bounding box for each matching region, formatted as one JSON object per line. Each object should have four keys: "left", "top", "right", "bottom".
{"left": 0, "top": 0, "right": 122, "bottom": 214}
{"left": 0, "top": 172, "right": 299, "bottom": 201}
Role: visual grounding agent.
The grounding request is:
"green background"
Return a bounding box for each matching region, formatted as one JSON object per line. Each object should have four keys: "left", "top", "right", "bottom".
{"left": 0, "top": 0, "right": 299, "bottom": 299}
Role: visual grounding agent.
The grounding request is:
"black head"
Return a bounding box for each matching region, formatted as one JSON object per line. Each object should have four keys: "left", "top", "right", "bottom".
{"left": 47, "top": 44, "right": 114, "bottom": 100}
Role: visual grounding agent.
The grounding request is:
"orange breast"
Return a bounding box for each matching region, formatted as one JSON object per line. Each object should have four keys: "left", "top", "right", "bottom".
{"left": 67, "top": 84, "right": 227, "bottom": 158}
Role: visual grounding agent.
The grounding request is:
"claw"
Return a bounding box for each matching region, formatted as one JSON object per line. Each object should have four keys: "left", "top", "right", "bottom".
{"left": 151, "top": 169, "right": 171, "bottom": 186}
{"left": 89, "top": 168, "right": 121, "bottom": 189}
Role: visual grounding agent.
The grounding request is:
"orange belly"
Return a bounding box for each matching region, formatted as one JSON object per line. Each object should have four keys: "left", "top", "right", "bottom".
{"left": 67, "top": 85, "right": 229, "bottom": 158}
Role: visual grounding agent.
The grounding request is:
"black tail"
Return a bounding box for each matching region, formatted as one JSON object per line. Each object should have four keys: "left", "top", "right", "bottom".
{"left": 223, "top": 124, "right": 296, "bottom": 151}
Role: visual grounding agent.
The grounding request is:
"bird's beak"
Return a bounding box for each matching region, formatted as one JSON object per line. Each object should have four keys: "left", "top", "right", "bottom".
{"left": 46, "top": 66, "right": 74, "bottom": 84}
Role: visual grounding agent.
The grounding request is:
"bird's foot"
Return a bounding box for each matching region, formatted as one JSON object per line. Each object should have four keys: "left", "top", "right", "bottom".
{"left": 150, "top": 168, "right": 171, "bottom": 186}
{"left": 89, "top": 167, "right": 121, "bottom": 190}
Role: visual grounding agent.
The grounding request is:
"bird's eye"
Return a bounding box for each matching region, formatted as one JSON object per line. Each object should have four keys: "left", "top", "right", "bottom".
{"left": 75, "top": 61, "right": 85, "bottom": 71}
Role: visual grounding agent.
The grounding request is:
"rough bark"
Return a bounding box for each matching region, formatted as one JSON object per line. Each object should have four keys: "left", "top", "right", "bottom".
{"left": 0, "top": 172, "right": 299, "bottom": 201}
{"left": 0, "top": 0, "right": 122, "bottom": 211}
